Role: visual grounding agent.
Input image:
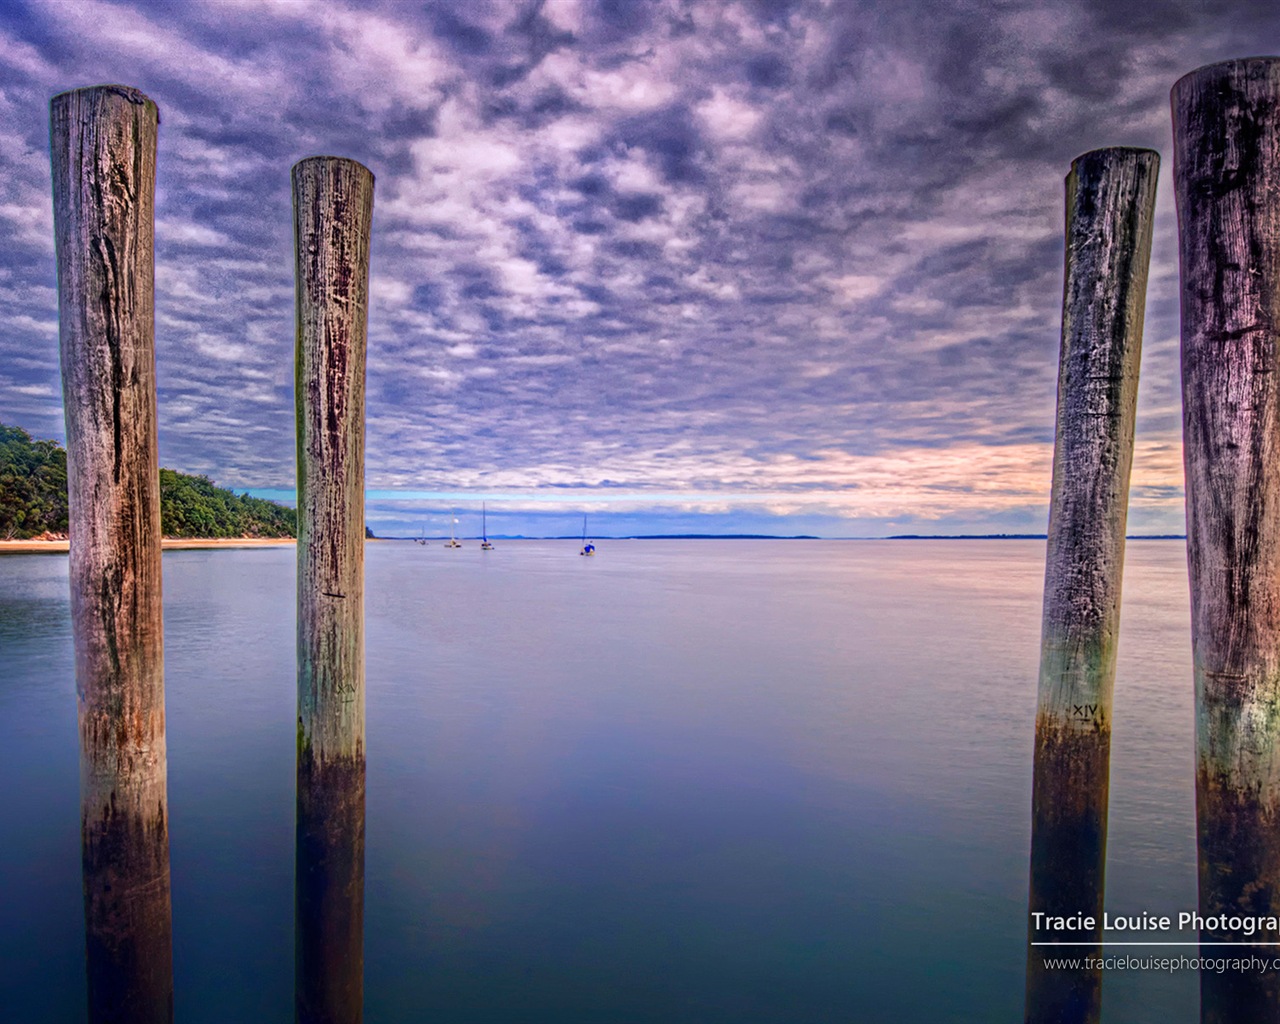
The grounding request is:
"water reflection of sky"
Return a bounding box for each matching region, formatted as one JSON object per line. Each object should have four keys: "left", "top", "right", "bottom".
{"left": 0, "top": 540, "right": 1195, "bottom": 1021}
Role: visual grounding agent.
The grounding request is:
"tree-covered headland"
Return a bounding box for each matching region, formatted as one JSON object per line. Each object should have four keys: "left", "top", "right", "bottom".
{"left": 158, "top": 468, "right": 296, "bottom": 539}
{"left": 1, "top": 423, "right": 295, "bottom": 540}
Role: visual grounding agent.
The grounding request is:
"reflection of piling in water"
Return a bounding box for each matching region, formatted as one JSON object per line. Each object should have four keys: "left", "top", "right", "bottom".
{"left": 51, "top": 85, "right": 173, "bottom": 1024}
{"left": 293, "top": 156, "right": 374, "bottom": 1024}
{"left": 1174, "top": 58, "right": 1280, "bottom": 1024}
{"left": 1025, "top": 147, "right": 1158, "bottom": 1024}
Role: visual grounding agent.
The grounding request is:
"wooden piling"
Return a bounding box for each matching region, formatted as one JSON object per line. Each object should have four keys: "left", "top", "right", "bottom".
{"left": 293, "top": 156, "right": 374, "bottom": 1024}
{"left": 1025, "top": 147, "right": 1159, "bottom": 1024}
{"left": 1174, "top": 57, "right": 1280, "bottom": 1023}
{"left": 50, "top": 85, "right": 172, "bottom": 1024}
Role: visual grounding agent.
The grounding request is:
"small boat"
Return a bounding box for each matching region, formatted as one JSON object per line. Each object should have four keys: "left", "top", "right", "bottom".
{"left": 416, "top": 523, "right": 428, "bottom": 546}
{"left": 445, "top": 511, "right": 462, "bottom": 549}
{"left": 580, "top": 514, "right": 595, "bottom": 556}
{"left": 481, "top": 502, "right": 494, "bottom": 550}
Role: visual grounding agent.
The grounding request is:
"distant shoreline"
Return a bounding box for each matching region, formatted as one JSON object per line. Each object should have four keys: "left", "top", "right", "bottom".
{"left": 0, "top": 537, "right": 297, "bottom": 555}
{"left": 1, "top": 534, "right": 1188, "bottom": 555}
{"left": 390, "top": 534, "right": 822, "bottom": 540}
{"left": 884, "top": 534, "right": 1185, "bottom": 541}
{"left": 388, "top": 533, "right": 1186, "bottom": 541}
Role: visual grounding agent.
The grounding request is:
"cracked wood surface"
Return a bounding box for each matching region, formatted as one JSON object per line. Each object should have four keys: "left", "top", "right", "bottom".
{"left": 1026, "top": 146, "right": 1158, "bottom": 1024}
{"left": 293, "top": 155, "right": 373, "bottom": 1024}
{"left": 293, "top": 155, "right": 373, "bottom": 770}
{"left": 51, "top": 83, "right": 172, "bottom": 1024}
{"left": 1176, "top": 56, "right": 1280, "bottom": 1024}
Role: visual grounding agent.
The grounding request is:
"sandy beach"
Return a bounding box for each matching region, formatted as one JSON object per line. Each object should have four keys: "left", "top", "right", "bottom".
{"left": 0, "top": 537, "right": 297, "bottom": 555}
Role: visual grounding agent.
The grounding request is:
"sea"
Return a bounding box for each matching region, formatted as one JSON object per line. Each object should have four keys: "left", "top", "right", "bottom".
{"left": 0, "top": 539, "right": 1199, "bottom": 1022}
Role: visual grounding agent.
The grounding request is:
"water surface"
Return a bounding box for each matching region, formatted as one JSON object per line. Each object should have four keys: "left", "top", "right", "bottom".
{"left": 0, "top": 539, "right": 1196, "bottom": 1021}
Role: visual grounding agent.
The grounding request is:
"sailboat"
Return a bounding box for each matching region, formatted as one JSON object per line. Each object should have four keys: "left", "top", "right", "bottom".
{"left": 416, "top": 523, "right": 428, "bottom": 545}
{"left": 481, "top": 502, "right": 494, "bottom": 550}
{"left": 445, "top": 510, "right": 462, "bottom": 548}
{"left": 579, "top": 514, "right": 595, "bottom": 556}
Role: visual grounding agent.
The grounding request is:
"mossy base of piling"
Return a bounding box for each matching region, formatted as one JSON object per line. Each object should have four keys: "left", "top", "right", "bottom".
{"left": 1197, "top": 766, "right": 1280, "bottom": 1023}
{"left": 1025, "top": 720, "right": 1109, "bottom": 1024}
{"left": 296, "top": 755, "right": 366, "bottom": 1024}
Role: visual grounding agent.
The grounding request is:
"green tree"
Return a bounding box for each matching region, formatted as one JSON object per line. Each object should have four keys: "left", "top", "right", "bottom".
{"left": 0, "top": 423, "right": 295, "bottom": 540}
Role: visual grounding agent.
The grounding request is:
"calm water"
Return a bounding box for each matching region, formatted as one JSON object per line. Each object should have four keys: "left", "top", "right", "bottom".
{"left": 0, "top": 540, "right": 1197, "bottom": 1022}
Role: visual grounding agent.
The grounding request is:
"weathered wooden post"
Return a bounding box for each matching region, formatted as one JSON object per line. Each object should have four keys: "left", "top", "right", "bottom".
{"left": 293, "top": 156, "right": 374, "bottom": 1024}
{"left": 1025, "top": 147, "right": 1159, "bottom": 1024}
{"left": 1174, "top": 57, "right": 1280, "bottom": 1024}
{"left": 50, "top": 85, "right": 172, "bottom": 1024}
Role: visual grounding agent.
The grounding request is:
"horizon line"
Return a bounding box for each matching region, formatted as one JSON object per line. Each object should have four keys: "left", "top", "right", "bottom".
{"left": 372, "top": 533, "right": 1187, "bottom": 541}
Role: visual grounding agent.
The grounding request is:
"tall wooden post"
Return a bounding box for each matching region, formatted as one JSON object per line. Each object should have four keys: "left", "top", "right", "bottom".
{"left": 293, "top": 156, "right": 374, "bottom": 1024}
{"left": 1025, "top": 147, "right": 1159, "bottom": 1024}
{"left": 51, "top": 85, "right": 172, "bottom": 1024}
{"left": 1174, "top": 57, "right": 1280, "bottom": 1024}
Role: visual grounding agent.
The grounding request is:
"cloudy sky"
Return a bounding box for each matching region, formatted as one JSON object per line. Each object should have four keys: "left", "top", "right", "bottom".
{"left": 0, "top": 0, "right": 1275, "bottom": 537}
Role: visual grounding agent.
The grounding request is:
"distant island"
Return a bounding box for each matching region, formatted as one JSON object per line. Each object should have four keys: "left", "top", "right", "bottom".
{"left": 886, "top": 533, "right": 1186, "bottom": 540}
{"left": 888, "top": 533, "right": 1048, "bottom": 540}
{"left": 623, "top": 534, "right": 820, "bottom": 540}
{"left": 1, "top": 422, "right": 296, "bottom": 540}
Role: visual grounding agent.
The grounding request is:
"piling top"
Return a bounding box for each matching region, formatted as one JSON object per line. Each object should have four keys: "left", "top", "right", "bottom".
{"left": 1069, "top": 146, "right": 1160, "bottom": 166}
{"left": 1172, "top": 56, "right": 1280, "bottom": 96}
{"left": 50, "top": 84, "right": 156, "bottom": 118}
{"left": 1068, "top": 147, "right": 1160, "bottom": 181}
{"left": 291, "top": 155, "right": 375, "bottom": 185}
